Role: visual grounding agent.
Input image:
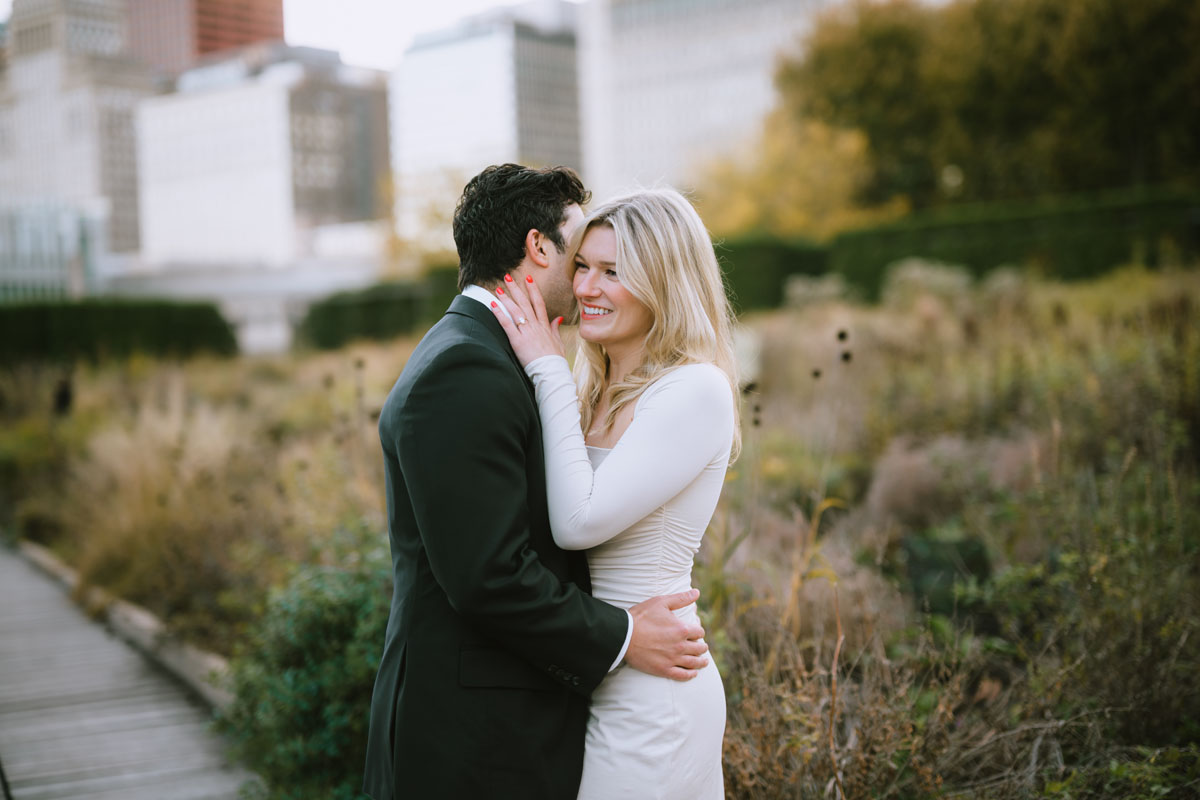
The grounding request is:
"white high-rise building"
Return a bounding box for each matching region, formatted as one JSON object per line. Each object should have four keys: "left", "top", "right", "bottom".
{"left": 137, "top": 43, "right": 390, "bottom": 268}
{"left": 0, "top": 0, "right": 157, "bottom": 255}
{"left": 579, "top": 0, "right": 830, "bottom": 202}
{"left": 391, "top": 0, "right": 581, "bottom": 257}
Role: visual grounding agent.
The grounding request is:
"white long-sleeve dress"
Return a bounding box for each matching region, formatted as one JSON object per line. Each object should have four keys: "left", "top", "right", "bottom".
{"left": 524, "top": 355, "right": 734, "bottom": 800}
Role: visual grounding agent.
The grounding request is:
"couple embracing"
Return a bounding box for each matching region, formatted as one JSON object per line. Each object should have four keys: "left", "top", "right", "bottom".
{"left": 363, "top": 164, "right": 740, "bottom": 800}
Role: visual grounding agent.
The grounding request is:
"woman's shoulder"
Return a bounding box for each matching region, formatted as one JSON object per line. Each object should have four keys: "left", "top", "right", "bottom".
{"left": 639, "top": 362, "right": 733, "bottom": 411}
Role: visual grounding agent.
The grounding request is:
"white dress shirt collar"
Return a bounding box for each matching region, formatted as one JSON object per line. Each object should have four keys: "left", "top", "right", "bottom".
{"left": 461, "top": 284, "right": 513, "bottom": 321}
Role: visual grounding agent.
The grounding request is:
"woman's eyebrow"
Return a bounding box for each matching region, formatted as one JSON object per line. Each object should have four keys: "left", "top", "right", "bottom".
{"left": 576, "top": 256, "right": 616, "bottom": 267}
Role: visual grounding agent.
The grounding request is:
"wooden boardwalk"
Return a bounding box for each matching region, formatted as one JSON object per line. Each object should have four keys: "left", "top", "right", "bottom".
{"left": 0, "top": 547, "right": 255, "bottom": 799}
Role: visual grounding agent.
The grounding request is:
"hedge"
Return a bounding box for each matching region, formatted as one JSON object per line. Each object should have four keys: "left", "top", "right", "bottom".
{"left": 219, "top": 524, "right": 392, "bottom": 800}
{"left": 300, "top": 186, "right": 1199, "bottom": 337}
{"left": 0, "top": 299, "right": 237, "bottom": 364}
{"left": 297, "top": 281, "right": 431, "bottom": 350}
{"left": 420, "top": 263, "right": 461, "bottom": 324}
{"left": 717, "top": 234, "right": 829, "bottom": 313}
{"left": 831, "top": 186, "right": 1200, "bottom": 299}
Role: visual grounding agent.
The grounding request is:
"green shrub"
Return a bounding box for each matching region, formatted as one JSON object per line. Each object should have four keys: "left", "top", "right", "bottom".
{"left": 0, "top": 416, "right": 98, "bottom": 543}
{"left": 420, "top": 263, "right": 461, "bottom": 323}
{"left": 832, "top": 186, "right": 1200, "bottom": 298}
{"left": 0, "top": 418, "right": 59, "bottom": 504}
{"left": 898, "top": 526, "right": 991, "bottom": 618}
{"left": 0, "top": 300, "right": 237, "bottom": 364}
{"left": 297, "top": 281, "right": 429, "bottom": 350}
{"left": 219, "top": 525, "right": 391, "bottom": 800}
{"left": 717, "top": 234, "right": 829, "bottom": 312}
{"left": 962, "top": 434, "right": 1200, "bottom": 749}
{"left": 1039, "top": 746, "right": 1200, "bottom": 800}
{"left": 0, "top": 366, "right": 99, "bottom": 538}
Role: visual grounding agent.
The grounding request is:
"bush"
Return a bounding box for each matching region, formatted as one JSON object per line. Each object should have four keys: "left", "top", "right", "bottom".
{"left": 965, "top": 441, "right": 1200, "bottom": 749}
{"left": 0, "top": 299, "right": 237, "bottom": 364}
{"left": 297, "top": 281, "right": 429, "bottom": 350}
{"left": 420, "top": 263, "right": 461, "bottom": 323}
{"left": 219, "top": 525, "right": 392, "bottom": 800}
{"left": 1039, "top": 746, "right": 1200, "bottom": 799}
{"left": 717, "top": 234, "right": 829, "bottom": 312}
{"left": 0, "top": 416, "right": 90, "bottom": 542}
{"left": 832, "top": 187, "right": 1200, "bottom": 299}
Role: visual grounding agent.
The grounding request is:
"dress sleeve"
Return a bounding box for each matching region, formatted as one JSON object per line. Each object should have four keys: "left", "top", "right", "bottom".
{"left": 524, "top": 356, "right": 734, "bottom": 550}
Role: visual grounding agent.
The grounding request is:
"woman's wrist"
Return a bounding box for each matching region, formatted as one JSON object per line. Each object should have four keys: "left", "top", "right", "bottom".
{"left": 524, "top": 354, "right": 570, "bottom": 378}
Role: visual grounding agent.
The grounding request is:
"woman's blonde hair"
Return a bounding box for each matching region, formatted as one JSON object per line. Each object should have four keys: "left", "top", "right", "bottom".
{"left": 571, "top": 188, "right": 741, "bottom": 460}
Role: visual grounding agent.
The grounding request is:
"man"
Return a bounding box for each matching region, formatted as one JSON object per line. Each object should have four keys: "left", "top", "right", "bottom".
{"left": 363, "top": 164, "right": 709, "bottom": 800}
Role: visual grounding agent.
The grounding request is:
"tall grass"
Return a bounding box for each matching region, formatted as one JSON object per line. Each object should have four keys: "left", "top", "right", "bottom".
{"left": 702, "top": 264, "right": 1200, "bottom": 797}
{"left": 2, "top": 265, "right": 1197, "bottom": 797}
{"left": 0, "top": 341, "right": 412, "bottom": 653}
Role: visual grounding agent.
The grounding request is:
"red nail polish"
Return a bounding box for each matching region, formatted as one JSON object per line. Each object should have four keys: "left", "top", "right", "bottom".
{"left": 491, "top": 301, "right": 497, "bottom": 308}
{"left": 555, "top": 316, "right": 563, "bottom": 325}
{"left": 525, "top": 275, "right": 533, "bottom": 283}
{"left": 504, "top": 274, "right": 514, "bottom": 283}
{"left": 496, "top": 287, "right": 504, "bottom": 295}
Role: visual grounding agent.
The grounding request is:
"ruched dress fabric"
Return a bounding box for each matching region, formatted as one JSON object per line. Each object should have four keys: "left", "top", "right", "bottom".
{"left": 523, "top": 356, "right": 734, "bottom": 800}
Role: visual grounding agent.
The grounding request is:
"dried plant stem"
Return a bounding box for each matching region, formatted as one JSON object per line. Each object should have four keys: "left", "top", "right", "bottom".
{"left": 829, "top": 584, "right": 847, "bottom": 800}
{"left": 766, "top": 498, "right": 845, "bottom": 675}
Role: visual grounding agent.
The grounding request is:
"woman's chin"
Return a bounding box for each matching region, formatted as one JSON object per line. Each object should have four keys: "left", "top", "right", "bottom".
{"left": 576, "top": 320, "right": 598, "bottom": 340}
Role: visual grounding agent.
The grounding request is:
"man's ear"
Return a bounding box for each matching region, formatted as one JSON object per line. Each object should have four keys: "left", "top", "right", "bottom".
{"left": 525, "top": 228, "right": 551, "bottom": 268}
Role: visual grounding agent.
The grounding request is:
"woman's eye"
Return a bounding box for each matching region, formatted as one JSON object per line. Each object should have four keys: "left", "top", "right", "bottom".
{"left": 574, "top": 263, "right": 588, "bottom": 272}
{"left": 605, "top": 269, "right": 618, "bottom": 278}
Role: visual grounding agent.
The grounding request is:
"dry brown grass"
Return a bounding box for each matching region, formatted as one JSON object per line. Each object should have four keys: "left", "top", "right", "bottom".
{"left": 2, "top": 338, "right": 418, "bottom": 652}
{"left": 707, "top": 264, "right": 1200, "bottom": 798}
{"left": 4, "top": 265, "right": 1199, "bottom": 798}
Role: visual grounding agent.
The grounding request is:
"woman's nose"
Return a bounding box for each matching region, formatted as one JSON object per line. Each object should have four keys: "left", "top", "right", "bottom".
{"left": 575, "top": 271, "right": 598, "bottom": 296}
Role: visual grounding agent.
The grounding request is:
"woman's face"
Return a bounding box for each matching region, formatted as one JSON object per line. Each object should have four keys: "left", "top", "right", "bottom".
{"left": 572, "top": 226, "right": 653, "bottom": 353}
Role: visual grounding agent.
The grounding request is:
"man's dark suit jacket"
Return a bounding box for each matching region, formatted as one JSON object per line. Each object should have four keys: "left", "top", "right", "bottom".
{"left": 362, "top": 295, "right": 629, "bottom": 800}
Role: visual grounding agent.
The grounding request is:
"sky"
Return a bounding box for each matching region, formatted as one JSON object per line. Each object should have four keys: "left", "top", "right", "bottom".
{"left": 0, "top": 0, "right": 553, "bottom": 71}
{"left": 281, "top": 0, "right": 560, "bottom": 70}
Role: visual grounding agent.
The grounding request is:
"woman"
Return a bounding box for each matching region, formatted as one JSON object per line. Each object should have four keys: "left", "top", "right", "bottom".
{"left": 489, "top": 188, "right": 740, "bottom": 799}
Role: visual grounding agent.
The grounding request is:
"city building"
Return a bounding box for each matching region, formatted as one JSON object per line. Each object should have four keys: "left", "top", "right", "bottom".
{"left": 0, "top": 200, "right": 107, "bottom": 302}
{"left": 0, "top": 19, "right": 8, "bottom": 78}
{"left": 578, "top": 0, "right": 831, "bottom": 201}
{"left": 391, "top": 0, "right": 581, "bottom": 256}
{"left": 0, "top": 0, "right": 157, "bottom": 255}
{"left": 125, "top": 0, "right": 285, "bottom": 76}
{"left": 137, "top": 42, "right": 391, "bottom": 268}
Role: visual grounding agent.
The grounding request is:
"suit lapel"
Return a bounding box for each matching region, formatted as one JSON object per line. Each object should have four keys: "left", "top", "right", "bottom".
{"left": 447, "top": 295, "right": 536, "bottom": 400}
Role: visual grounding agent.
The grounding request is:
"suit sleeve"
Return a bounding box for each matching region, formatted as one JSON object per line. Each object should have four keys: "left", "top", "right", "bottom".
{"left": 393, "top": 342, "right": 628, "bottom": 695}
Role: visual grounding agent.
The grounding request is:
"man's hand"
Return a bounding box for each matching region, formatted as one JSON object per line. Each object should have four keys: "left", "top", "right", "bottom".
{"left": 624, "top": 588, "right": 709, "bottom": 682}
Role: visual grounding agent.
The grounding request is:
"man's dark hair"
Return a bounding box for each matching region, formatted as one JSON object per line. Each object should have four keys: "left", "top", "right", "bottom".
{"left": 452, "top": 164, "right": 591, "bottom": 291}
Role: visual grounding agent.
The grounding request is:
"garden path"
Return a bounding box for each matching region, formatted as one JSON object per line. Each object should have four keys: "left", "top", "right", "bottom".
{"left": 0, "top": 547, "right": 254, "bottom": 799}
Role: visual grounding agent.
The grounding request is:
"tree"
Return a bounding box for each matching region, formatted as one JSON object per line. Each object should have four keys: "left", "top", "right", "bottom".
{"left": 1045, "top": 0, "right": 1200, "bottom": 191}
{"left": 774, "top": 0, "right": 1200, "bottom": 209}
{"left": 778, "top": 0, "right": 942, "bottom": 207}
{"left": 696, "top": 111, "right": 907, "bottom": 240}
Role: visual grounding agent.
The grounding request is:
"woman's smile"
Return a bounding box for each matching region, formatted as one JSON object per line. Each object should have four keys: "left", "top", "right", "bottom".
{"left": 573, "top": 226, "right": 653, "bottom": 349}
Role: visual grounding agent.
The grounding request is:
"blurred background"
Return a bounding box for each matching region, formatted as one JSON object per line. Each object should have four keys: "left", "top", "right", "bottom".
{"left": 1, "top": 0, "right": 1198, "bottom": 798}
{"left": 1, "top": 0, "right": 852, "bottom": 352}
{"left": 0, "top": 0, "right": 1196, "bottom": 351}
